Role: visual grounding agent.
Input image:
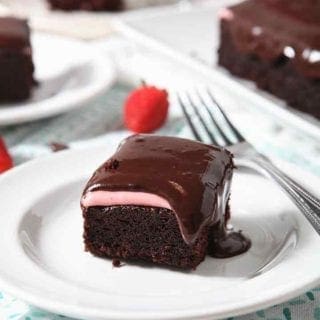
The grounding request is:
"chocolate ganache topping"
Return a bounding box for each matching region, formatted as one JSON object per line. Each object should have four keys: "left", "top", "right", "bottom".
{"left": 0, "top": 17, "right": 30, "bottom": 49}
{"left": 83, "top": 135, "right": 234, "bottom": 245}
{"left": 264, "top": 0, "right": 320, "bottom": 24}
{"left": 222, "top": 0, "right": 320, "bottom": 78}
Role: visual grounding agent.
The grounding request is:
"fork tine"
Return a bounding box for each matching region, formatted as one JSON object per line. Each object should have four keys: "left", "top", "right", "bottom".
{"left": 196, "top": 90, "right": 233, "bottom": 146}
{"left": 206, "top": 89, "right": 245, "bottom": 143}
{"left": 177, "top": 93, "right": 204, "bottom": 143}
{"left": 184, "top": 93, "right": 219, "bottom": 145}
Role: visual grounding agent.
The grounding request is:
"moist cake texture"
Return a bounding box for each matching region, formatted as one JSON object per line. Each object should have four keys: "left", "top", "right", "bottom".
{"left": 0, "top": 17, "right": 35, "bottom": 102}
{"left": 218, "top": 0, "right": 320, "bottom": 119}
{"left": 81, "top": 135, "right": 250, "bottom": 269}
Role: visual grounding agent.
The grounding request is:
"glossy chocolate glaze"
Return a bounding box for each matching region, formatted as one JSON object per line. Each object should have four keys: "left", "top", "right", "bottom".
{"left": 83, "top": 135, "right": 237, "bottom": 246}
{"left": 222, "top": 0, "right": 320, "bottom": 78}
{"left": 265, "top": 0, "right": 320, "bottom": 24}
{"left": 0, "top": 17, "right": 30, "bottom": 49}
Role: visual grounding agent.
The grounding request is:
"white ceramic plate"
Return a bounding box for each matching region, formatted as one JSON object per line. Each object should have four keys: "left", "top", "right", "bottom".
{"left": 0, "top": 144, "right": 320, "bottom": 320}
{"left": 117, "top": 1, "right": 320, "bottom": 140}
{"left": 0, "top": 33, "right": 115, "bottom": 125}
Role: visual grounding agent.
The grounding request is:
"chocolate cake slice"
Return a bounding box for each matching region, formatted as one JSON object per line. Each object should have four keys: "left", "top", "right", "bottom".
{"left": 81, "top": 135, "right": 250, "bottom": 269}
{"left": 218, "top": 0, "right": 320, "bottom": 119}
{"left": 0, "top": 17, "right": 35, "bottom": 102}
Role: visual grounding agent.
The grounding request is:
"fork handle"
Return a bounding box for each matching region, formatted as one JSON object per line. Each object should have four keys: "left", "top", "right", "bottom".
{"left": 239, "top": 157, "right": 320, "bottom": 235}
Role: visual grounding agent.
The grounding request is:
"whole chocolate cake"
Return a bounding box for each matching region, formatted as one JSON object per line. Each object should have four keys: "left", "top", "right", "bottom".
{"left": 218, "top": 0, "right": 320, "bottom": 119}
{"left": 0, "top": 17, "right": 35, "bottom": 102}
{"left": 81, "top": 135, "right": 250, "bottom": 269}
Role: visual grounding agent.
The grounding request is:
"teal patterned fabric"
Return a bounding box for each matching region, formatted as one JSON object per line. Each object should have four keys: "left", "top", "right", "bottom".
{"left": 0, "top": 85, "right": 319, "bottom": 320}
{"left": 1, "top": 289, "right": 320, "bottom": 319}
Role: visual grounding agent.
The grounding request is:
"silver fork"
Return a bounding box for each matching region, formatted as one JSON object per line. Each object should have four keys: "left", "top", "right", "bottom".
{"left": 177, "top": 89, "right": 320, "bottom": 235}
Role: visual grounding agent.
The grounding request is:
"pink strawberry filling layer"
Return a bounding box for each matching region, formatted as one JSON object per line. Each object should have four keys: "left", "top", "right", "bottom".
{"left": 219, "top": 8, "right": 234, "bottom": 20}
{"left": 81, "top": 191, "right": 172, "bottom": 210}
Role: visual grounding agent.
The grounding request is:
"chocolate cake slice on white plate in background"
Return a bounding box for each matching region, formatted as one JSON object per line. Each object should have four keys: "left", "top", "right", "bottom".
{"left": 218, "top": 0, "right": 320, "bottom": 119}
{"left": 0, "top": 17, "right": 35, "bottom": 101}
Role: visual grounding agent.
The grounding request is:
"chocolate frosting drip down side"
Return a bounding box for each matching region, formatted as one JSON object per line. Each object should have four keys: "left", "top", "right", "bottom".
{"left": 221, "top": 0, "right": 320, "bottom": 78}
{"left": 0, "top": 17, "right": 30, "bottom": 49}
{"left": 83, "top": 135, "right": 234, "bottom": 245}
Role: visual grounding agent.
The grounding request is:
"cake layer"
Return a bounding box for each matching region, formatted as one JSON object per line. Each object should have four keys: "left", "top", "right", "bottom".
{"left": 83, "top": 204, "right": 250, "bottom": 269}
{"left": 83, "top": 206, "right": 210, "bottom": 269}
{"left": 82, "top": 135, "right": 234, "bottom": 244}
{"left": 220, "top": 0, "right": 320, "bottom": 78}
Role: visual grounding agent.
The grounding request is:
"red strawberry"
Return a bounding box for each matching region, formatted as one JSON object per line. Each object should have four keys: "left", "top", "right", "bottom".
{"left": 0, "top": 138, "right": 13, "bottom": 173}
{"left": 124, "top": 85, "right": 169, "bottom": 133}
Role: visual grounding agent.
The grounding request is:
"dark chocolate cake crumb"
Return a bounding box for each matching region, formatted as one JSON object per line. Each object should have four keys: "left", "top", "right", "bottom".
{"left": 112, "top": 258, "right": 123, "bottom": 268}
{"left": 50, "top": 142, "right": 69, "bottom": 152}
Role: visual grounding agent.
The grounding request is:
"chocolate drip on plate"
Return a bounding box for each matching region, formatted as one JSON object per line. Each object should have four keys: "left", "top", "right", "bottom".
{"left": 208, "top": 224, "right": 251, "bottom": 258}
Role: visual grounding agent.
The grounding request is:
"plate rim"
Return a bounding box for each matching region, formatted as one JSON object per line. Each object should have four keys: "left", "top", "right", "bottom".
{"left": 0, "top": 145, "right": 319, "bottom": 320}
